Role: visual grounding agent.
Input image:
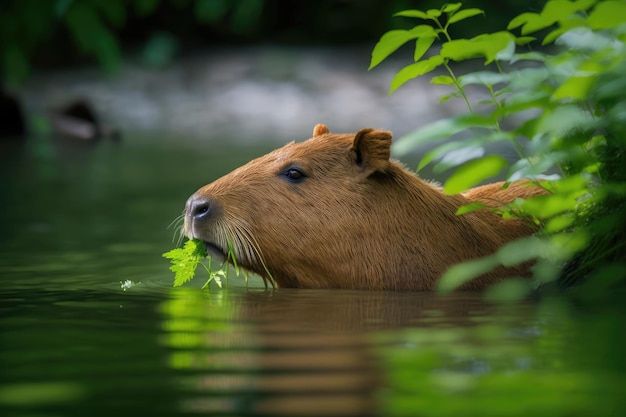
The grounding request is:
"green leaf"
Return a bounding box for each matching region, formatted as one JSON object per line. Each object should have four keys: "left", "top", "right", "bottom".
{"left": 93, "top": 28, "right": 121, "bottom": 72}
{"left": 369, "top": 26, "right": 436, "bottom": 70}
{"left": 389, "top": 55, "right": 444, "bottom": 94}
{"left": 508, "top": 13, "right": 535, "bottom": 31}
{"left": 518, "top": 13, "right": 555, "bottom": 35}
{"left": 442, "top": 3, "right": 463, "bottom": 13}
{"left": 441, "top": 32, "right": 515, "bottom": 64}
{"left": 211, "top": 270, "right": 225, "bottom": 288}
{"left": 439, "top": 235, "right": 556, "bottom": 292}
{"left": 507, "top": 0, "right": 596, "bottom": 35}
{"left": 431, "top": 75, "right": 454, "bottom": 85}
{"left": 510, "top": 52, "right": 547, "bottom": 63}
{"left": 439, "top": 92, "right": 461, "bottom": 103}
{"left": 508, "top": 155, "right": 563, "bottom": 181}
{"left": 444, "top": 155, "right": 508, "bottom": 194}
{"left": 587, "top": 1, "right": 626, "bottom": 29}
{"left": 394, "top": 9, "right": 430, "bottom": 20}
{"left": 538, "top": 105, "right": 594, "bottom": 137}
{"left": 484, "top": 278, "right": 533, "bottom": 301}
{"left": 427, "top": 9, "right": 442, "bottom": 18}
{"left": 418, "top": 141, "right": 464, "bottom": 171}
{"left": 423, "top": 131, "right": 511, "bottom": 173}
{"left": 93, "top": 0, "right": 126, "bottom": 27}
{"left": 438, "top": 256, "right": 499, "bottom": 292}
{"left": 65, "top": 4, "right": 100, "bottom": 52}
{"left": 520, "top": 193, "right": 582, "bottom": 218}
{"left": 456, "top": 201, "right": 487, "bottom": 215}
{"left": 543, "top": 28, "right": 567, "bottom": 45}
{"left": 447, "top": 8, "right": 484, "bottom": 25}
{"left": 514, "top": 36, "right": 536, "bottom": 45}
{"left": 434, "top": 146, "right": 485, "bottom": 173}
{"left": 394, "top": 119, "right": 465, "bottom": 155}
{"left": 542, "top": 14, "right": 586, "bottom": 45}
{"left": 392, "top": 113, "right": 493, "bottom": 156}
{"left": 554, "top": 26, "right": 617, "bottom": 52}
{"left": 64, "top": 2, "right": 122, "bottom": 72}
{"left": 550, "top": 174, "right": 591, "bottom": 194}
{"left": 413, "top": 35, "right": 436, "bottom": 62}
{"left": 163, "top": 239, "right": 208, "bottom": 287}
{"left": 495, "top": 90, "right": 551, "bottom": 120}
{"left": 495, "top": 236, "right": 548, "bottom": 266}
{"left": 458, "top": 71, "right": 508, "bottom": 87}
{"left": 544, "top": 212, "right": 577, "bottom": 233}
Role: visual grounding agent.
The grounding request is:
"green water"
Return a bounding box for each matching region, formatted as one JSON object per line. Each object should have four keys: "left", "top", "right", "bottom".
{"left": 1, "top": 135, "right": 624, "bottom": 416}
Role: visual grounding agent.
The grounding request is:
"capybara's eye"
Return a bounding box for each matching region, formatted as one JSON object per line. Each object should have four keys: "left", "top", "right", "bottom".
{"left": 284, "top": 168, "right": 305, "bottom": 183}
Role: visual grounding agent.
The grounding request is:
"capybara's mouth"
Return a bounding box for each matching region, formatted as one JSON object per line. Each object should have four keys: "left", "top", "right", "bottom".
{"left": 203, "top": 241, "right": 227, "bottom": 263}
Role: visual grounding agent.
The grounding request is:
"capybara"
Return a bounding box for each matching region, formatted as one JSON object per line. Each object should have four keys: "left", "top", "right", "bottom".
{"left": 184, "top": 124, "right": 547, "bottom": 291}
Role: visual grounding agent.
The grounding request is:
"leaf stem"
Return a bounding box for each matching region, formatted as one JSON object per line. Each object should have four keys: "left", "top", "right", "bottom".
{"left": 443, "top": 60, "right": 472, "bottom": 112}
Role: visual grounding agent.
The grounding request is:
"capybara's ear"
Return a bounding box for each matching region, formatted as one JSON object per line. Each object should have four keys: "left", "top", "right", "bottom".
{"left": 351, "top": 128, "right": 392, "bottom": 175}
{"left": 313, "top": 123, "right": 329, "bottom": 137}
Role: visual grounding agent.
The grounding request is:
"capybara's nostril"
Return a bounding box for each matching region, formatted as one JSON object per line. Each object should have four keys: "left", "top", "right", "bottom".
{"left": 187, "top": 196, "right": 213, "bottom": 220}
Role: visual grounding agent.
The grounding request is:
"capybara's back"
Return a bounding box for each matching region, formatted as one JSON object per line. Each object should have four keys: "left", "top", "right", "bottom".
{"left": 184, "top": 124, "right": 547, "bottom": 291}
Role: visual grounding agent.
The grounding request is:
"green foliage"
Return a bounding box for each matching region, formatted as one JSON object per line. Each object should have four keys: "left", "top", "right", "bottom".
{"left": 194, "top": 0, "right": 264, "bottom": 33}
{"left": 370, "top": 1, "right": 626, "bottom": 297}
{"left": 163, "top": 238, "right": 208, "bottom": 287}
{"left": 162, "top": 238, "right": 228, "bottom": 289}
{"left": 444, "top": 155, "right": 508, "bottom": 195}
{"left": 0, "top": 0, "right": 266, "bottom": 85}
{"left": 64, "top": 1, "right": 123, "bottom": 73}
{"left": 0, "top": 0, "right": 148, "bottom": 84}
{"left": 1, "top": 1, "right": 56, "bottom": 85}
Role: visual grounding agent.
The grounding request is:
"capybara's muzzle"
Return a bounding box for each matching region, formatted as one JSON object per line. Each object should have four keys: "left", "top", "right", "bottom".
{"left": 185, "top": 194, "right": 219, "bottom": 236}
{"left": 184, "top": 193, "right": 230, "bottom": 261}
{"left": 186, "top": 195, "right": 212, "bottom": 219}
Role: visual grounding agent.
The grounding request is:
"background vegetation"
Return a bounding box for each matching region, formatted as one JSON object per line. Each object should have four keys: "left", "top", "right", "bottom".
{"left": 1, "top": 0, "right": 543, "bottom": 86}
{"left": 370, "top": 0, "right": 626, "bottom": 299}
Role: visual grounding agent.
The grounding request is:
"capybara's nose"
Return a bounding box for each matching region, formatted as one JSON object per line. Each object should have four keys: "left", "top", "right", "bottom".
{"left": 186, "top": 195, "right": 214, "bottom": 220}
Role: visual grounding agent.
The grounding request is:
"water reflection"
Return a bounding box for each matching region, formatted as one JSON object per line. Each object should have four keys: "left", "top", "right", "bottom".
{"left": 378, "top": 299, "right": 626, "bottom": 417}
{"left": 162, "top": 289, "right": 385, "bottom": 416}
{"left": 157, "top": 289, "right": 626, "bottom": 417}
{"left": 1, "top": 282, "right": 624, "bottom": 416}
{"left": 159, "top": 289, "right": 533, "bottom": 416}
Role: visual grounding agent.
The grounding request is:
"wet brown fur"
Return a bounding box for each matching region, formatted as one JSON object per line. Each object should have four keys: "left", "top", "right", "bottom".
{"left": 185, "top": 124, "right": 548, "bottom": 291}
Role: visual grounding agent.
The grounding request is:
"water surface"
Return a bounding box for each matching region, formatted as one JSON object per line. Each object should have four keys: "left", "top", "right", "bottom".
{"left": 1, "top": 135, "right": 624, "bottom": 416}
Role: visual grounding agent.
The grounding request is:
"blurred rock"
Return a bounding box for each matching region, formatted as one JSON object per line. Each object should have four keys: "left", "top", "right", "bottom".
{"left": 49, "top": 99, "right": 120, "bottom": 141}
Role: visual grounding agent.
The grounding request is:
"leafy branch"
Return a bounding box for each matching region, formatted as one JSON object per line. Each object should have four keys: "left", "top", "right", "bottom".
{"left": 370, "top": 0, "right": 626, "bottom": 297}
{"left": 163, "top": 238, "right": 228, "bottom": 289}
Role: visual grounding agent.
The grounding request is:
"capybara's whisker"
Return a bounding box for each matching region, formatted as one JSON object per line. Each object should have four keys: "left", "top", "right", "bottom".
{"left": 226, "top": 218, "right": 263, "bottom": 267}
{"left": 181, "top": 123, "right": 548, "bottom": 291}
{"left": 174, "top": 226, "right": 185, "bottom": 246}
{"left": 167, "top": 213, "right": 184, "bottom": 230}
{"left": 167, "top": 214, "right": 187, "bottom": 245}
{"left": 230, "top": 218, "right": 275, "bottom": 287}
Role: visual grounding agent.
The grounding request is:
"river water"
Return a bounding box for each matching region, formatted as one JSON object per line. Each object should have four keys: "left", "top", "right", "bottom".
{"left": 1, "top": 133, "right": 624, "bottom": 417}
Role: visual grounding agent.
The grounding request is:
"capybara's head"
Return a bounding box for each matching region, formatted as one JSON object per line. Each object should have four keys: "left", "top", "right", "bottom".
{"left": 185, "top": 124, "right": 544, "bottom": 290}
{"left": 185, "top": 124, "right": 401, "bottom": 288}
